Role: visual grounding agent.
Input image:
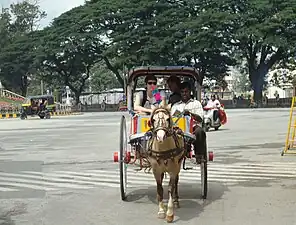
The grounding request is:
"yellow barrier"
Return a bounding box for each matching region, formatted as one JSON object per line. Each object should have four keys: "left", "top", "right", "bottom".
{"left": 282, "top": 96, "right": 296, "bottom": 156}
{"left": 0, "top": 113, "right": 20, "bottom": 119}
{"left": 0, "top": 111, "right": 81, "bottom": 119}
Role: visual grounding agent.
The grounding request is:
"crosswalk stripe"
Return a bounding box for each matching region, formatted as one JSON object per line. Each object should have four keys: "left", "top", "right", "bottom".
{"left": 22, "top": 170, "right": 250, "bottom": 183}
{"left": 23, "top": 163, "right": 296, "bottom": 180}
{"left": 53, "top": 169, "right": 276, "bottom": 180}
{"left": 0, "top": 172, "right": 119, "bottom": 189}
{"left": 0, "top": 180, "right": 56, "bottom": 191}
{"left": 0, "top": 187, "right": 19, "bottom": 192}
{"left": 1, "top": 161, "right": 296, "bottom": 193}
{"left": 55, "top": 164, "right": 295, "bottom": 174}
{"left": 87, "top": 167, "right": 296, "bottom": 177}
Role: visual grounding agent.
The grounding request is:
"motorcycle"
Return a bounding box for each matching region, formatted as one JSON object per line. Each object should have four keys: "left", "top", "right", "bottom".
{"left": 203, "top": 104, "right": 227, "bottom": 132}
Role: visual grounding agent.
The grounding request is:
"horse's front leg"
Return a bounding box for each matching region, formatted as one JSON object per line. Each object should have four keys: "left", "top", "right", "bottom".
{"left": 173, "top": 158, "right": 183, "bottom": 208}
{"left": 173, "top": 174, "right": 180, "bottom": 208}
{"left": 153, "top": 170, "right": 165, "bottom": 219}
{"left": 166, "top": 174, "right": 176, "bottom": 223}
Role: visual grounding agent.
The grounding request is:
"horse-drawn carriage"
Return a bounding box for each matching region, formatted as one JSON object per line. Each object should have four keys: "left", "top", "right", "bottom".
{"left": 113, "top": 66, "right": 214, "bottom": 222}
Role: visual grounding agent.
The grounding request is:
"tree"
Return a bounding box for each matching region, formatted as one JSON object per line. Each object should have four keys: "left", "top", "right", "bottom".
{"left": 35, "top": 6, "right": 103, "bottom": 103}
{"left": 10, "top": 0, "right": 46, "bottom": 34}
{"left": 0, "top": 8, "right": 11, "bottom": 50}
{"left": 0, "top": 1, "right": 46, "bottom": 95}
{"left": 85, "top": 0, "right": 235, "bottom": 84}
{"left": 226, "top": 0, "right": 296, "bottom": 102}
{"left": 0, "top": 33, "right": 39, "bottom": 95}
{"left": 88, "top": 62, "right": 121, "bottom": 92}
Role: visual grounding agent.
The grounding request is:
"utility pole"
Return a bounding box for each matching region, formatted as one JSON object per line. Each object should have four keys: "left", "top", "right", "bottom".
{"left": 40, "top": 79, "right": 44, "bottom": 95}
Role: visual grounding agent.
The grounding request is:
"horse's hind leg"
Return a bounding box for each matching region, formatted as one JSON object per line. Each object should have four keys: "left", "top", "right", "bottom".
{"left": 166, "top": 174, "right": 176, "bottom": 223}
{"left": 173, "top": 174, "right": 180, "bottom": 208}
{"left": 153, "top": 171, "right": 165, "bottom": 219}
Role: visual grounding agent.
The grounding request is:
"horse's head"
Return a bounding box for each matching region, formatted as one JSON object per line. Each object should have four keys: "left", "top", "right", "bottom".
{"left": 150, "top": 100, "right": 172, "bottom": 142}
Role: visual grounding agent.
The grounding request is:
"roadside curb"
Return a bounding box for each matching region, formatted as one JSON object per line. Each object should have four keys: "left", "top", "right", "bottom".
{"left": 0, "top": 113, "right": 20, "bottom": 119}
{"left": 50, "top": 112, "right": 83, "bottom": 116}
{"left": 0, "top": 112, "right": 82, "bottom": 119}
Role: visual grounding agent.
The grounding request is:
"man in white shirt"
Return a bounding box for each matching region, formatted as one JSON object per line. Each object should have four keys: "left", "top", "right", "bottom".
{"left": 171, "top": 82, "right": 207, "bottom": 163}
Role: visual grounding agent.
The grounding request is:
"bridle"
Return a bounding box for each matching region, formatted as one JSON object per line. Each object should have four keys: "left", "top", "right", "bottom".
{"left": 147, "top": 107, "right": 185, "bottom": 162}
{"left": 149, "top": 108, "right": 174, "bottom": 138}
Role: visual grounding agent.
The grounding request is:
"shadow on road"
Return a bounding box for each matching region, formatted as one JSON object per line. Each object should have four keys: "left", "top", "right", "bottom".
{"left": 0, "top": 203, "right": 27, "bottom": 225}
{"left": 124, "top": 182, "right": 228, "bottom": 222}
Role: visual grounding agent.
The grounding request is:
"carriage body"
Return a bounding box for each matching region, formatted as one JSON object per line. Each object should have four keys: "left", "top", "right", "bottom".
{"left": 130, "top": 115, "right": 192, "bottom": 135}
{"left": 113, "top": 66, "right": 213, "bottom": 201}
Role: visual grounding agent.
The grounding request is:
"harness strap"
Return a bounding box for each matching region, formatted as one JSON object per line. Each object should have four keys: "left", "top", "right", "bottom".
{"left": 148, "top": 147, "right": 185, "bottom": 160}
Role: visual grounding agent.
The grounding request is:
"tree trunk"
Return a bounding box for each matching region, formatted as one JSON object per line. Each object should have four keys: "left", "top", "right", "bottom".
{"left": 74, "top": 91, "right": 81, "bottom": 105}
{"left": 250, "top": 65, "right": 268, "bottom": 106}
{"left": 20, "top": 75, "right": 28, "bottom": 96}
{"left": 103, "top": 57, "right": 124, "bottom": 88}
{"left": 20, "top": 84, "right": 27, "bottom": 97}
{"left": 252, "top": 80, "right": 263, "bottom": 104}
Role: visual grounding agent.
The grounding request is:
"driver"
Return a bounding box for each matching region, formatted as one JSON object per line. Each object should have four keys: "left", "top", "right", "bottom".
{"left": 206, "top": 94, "right": 221, "bottom": 122}
{"left": 134, "top": 75, "right": 165, "bottom": 114}
{"left": 167, "top": 76, "right": 181, "bottom": 106}
{"left": 171, "top": 82, "right": 206, "bottom": 163}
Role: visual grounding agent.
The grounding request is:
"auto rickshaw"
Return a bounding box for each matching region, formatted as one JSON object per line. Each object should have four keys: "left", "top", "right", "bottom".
{"left": 20, "top": 95, "right": 56, "bottom": 119}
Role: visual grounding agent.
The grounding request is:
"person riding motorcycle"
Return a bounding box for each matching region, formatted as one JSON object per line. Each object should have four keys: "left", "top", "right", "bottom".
{"left": 205, "top": 95, "right": 221, "bottom": 122}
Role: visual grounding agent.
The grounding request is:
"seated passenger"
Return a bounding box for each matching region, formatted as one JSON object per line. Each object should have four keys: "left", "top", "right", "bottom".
{"left": 167, "top": 76, "right": 181, "bottom": 106}
{"left": 171, "top": 82, "right": 206, "bottom": 163}
{"left": 134, "top": 75, "right": 165, "bottom": 115}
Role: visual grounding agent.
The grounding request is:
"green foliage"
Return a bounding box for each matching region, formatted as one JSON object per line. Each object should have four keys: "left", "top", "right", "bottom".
{"left": 0, "top": 1, "right": 46, "bottom": 96}
{"left": 0, "top": 0, "right": 296, "bottom": 104}
{"left": 228, "top": 0, "right": 296, "bottom": 100}
{"left": 34, "top": 6, "right": 104, "bottom": 102}
{"left": 86, "top": 0, "right": 236, "bottom": 83}
{"left": 0, "top": 8, "right": 11, "bottom": 48}
{"left": 88, "top": 62, "right": 121, "bottom": 92}
{"left": 9, "top": 0, "right": 46, "bottom": 34}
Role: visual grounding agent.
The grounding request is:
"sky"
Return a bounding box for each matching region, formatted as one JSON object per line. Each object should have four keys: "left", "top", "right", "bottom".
{"left": 0, "top": 0, "right": 85, "bottom": 27}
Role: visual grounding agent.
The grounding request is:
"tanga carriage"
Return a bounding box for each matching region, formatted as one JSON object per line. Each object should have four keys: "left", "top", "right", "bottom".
{"left": 113, "top": 66, "right": 214, "bottom": 222}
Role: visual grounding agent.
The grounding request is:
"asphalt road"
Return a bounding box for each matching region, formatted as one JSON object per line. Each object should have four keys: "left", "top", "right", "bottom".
{"left": 0, "top": 109, "right": 296, "bottom": 225}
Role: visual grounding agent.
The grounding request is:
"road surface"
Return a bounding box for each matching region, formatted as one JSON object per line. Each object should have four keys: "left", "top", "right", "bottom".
{"left": 0, "top": 109, "right": 296, "bottom": 225}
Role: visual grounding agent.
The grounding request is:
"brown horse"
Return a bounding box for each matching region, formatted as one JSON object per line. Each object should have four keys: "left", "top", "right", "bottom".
{"left": 146, "top": 101, "right": 185, "bottom": 223}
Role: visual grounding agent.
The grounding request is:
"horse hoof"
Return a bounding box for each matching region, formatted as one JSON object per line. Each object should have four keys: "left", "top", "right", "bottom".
{"left": 166, "top": 215, "right": 174, "bottom": 223}
{"left": 158, "top": 212, "right": 166, "bottom": 219}
{"left": 174, "top": 202, "right": 180, "bottom": 208}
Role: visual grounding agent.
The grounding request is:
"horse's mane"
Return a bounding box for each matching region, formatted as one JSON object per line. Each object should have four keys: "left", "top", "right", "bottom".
{"left": 150, "top": 100, "right": 172, "bottom": 120}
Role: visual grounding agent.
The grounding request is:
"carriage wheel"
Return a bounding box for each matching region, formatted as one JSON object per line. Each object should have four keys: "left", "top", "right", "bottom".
{"left": 200, "top": 158, "right": 208, "bottom": 199}
{"left": 200, "top": 148, "right": 208, "bottom": 199}
{"left": 119, "top": 115, "right": 128, "bottom": 201}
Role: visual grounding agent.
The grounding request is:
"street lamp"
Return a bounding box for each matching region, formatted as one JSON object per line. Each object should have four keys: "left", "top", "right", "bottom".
{"left": 65, "top": 86, "right": 71, "bottom": 106}
{"left": 210, "top": 79, "right": 216, "bottom": 92}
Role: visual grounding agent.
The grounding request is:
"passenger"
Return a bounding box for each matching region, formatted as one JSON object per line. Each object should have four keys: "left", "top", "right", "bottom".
{"left": 167, "top": 76, "right": 181, "bottom": 106}
{"left": 134, "top": 75, "right": 165, "bottom": 114}
{"left": 171, "top": 82, "right": 206, "bottom": 163}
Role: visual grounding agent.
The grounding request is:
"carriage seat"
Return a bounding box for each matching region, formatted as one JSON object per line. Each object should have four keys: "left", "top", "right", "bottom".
{"left": 129, "top": 132, "right": 147, "bottom": 143}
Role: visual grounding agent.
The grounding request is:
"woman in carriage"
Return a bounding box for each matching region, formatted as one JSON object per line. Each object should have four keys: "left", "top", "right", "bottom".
{"left": 133, "top": 75, "right": 166, "bottom": 114}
